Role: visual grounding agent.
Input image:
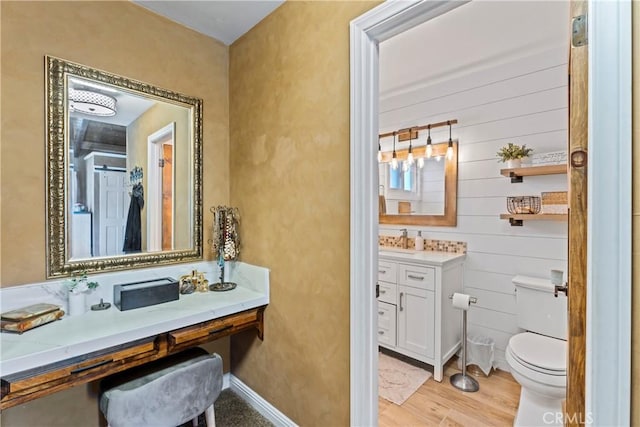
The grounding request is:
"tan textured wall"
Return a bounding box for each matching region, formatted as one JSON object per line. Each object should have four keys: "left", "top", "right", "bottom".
{"left": 229, "top": 1, "right": 377, "bottom": 425}
{"left": 632, "top": 2, "right": 639, "bottom": 424}
{"left": 0, "top": 1, "right": 230, "bottom": 425}
{"left": 0, "top": 1, "right": 229, "bottom": 287}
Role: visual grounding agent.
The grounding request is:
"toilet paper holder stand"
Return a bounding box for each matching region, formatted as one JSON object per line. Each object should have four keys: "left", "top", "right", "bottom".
{"left": 448, "top": 294, "right": 477, "bottom": 304}
{"left": 448, "top": 293, "right": 479, "bottom": 392}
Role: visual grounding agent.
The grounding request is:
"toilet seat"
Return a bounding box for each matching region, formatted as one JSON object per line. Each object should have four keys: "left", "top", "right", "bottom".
{"left": 509, "top": 332, "right": 566, "bottom": 373}
{"left": 507, "top": 332, "right": 566, "bottom": 388}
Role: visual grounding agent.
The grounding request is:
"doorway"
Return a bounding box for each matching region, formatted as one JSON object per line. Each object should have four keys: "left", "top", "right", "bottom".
{"left": 147, "top": 122, "right": 176, "bottom": 252}
{"left": 349, "top": 1, "right": 631, "bottom": 426}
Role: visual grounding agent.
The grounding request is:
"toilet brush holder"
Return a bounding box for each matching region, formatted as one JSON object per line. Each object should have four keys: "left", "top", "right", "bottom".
{"left": 450, "top": 293, "right": 479, "bottom": 392}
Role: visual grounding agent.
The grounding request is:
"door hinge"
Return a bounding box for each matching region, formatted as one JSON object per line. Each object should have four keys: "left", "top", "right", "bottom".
{"left": 158, "top": 158, "right": 165, "bottom": 167}
{"left": 572, "top": 14, "right": 587, "bottom": 47}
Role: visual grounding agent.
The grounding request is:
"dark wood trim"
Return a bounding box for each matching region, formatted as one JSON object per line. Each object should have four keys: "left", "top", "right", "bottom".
{"left": 378, "top": 119, "right": 458, "bottom": 139}
{"left": 567, "top": 0, "right": 588, "bottom": 424}
{"left": 0, "top": 306, "right": 266, "bottom": 410}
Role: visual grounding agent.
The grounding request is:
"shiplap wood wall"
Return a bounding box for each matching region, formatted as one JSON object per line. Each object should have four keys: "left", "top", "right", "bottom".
{"left": 378, "top": 47, "right": 568, "bottom": 371}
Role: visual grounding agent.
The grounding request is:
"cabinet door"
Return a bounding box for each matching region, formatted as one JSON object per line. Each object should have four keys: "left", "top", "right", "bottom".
{"left": 397, "top": 285, "right": 435, "bottom": 358}
{"left": 377, "top": 281, "right": 396, "bottom": 305}
{"left": 377, "top": 301, "right": 396, "bottom": 347}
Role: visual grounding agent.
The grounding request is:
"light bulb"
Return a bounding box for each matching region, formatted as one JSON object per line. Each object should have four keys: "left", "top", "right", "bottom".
{"left": 391, "top": 157, "right": 398, "bottom": 170}
{"left": 426, "top": 144, "right": 433, "bottom": 158}
{"left": 447, "top": 144, "right": 453, "bottom": 160}
{"left": 417, "top": 157, "right": 424, "bottom": 168}
{"left": 436, "top": 155, "right": 442, "bottom": 162}
{"left": 377, "top": 150, "right": 382, "bottom": 163}
{"left": 407, "top": 151, "right": 414, "bottom": 165}
{"left": 402, "top": 161, "right": 409, "bottom": 172}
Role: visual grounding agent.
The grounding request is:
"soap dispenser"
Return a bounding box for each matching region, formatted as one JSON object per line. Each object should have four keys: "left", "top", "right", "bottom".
{"left": 415, "top": 231, "right": 424, "bottom": 251}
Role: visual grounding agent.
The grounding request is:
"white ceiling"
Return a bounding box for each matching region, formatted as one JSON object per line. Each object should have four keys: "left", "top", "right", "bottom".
{"left": 130, "top": 1, "right": 568, "bottom": 98}
{"left": 133, "top": 0, "right": 285, "bottom": 45}
{"left": 380, "top": 0, "right": 569, "bottom": 98}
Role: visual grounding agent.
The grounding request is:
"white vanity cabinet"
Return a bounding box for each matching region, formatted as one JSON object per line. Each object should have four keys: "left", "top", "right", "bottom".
{"left": 377, "top": 250, "right": 465, "bottom": 382}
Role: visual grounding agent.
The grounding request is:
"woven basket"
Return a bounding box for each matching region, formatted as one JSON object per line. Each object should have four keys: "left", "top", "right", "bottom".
{"left": 507, "top": 196, "right": 541, "bottom": 214}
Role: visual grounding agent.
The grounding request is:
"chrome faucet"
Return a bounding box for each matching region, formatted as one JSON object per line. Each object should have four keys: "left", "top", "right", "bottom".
{"left": 400, "top": 228, "right": 408, "bottom": 249}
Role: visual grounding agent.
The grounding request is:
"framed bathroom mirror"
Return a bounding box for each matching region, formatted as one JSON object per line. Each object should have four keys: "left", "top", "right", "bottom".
{"left": 46, "top": 56, "right": 203, "bottom": 278}
{"left": 379, "top": 141, "right": 458, "bottom": 226}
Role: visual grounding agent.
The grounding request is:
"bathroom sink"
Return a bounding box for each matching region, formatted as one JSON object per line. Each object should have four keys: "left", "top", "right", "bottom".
{"left": 379, "top": 248, "right": 417, "bottom": 257}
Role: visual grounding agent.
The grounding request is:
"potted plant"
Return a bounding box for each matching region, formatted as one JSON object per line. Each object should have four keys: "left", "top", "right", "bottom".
{"left": 65, "top": 271, "right": 99, "bottom": 316}
{"left": 496, "top": 143, "right": 534, "bottom": 169}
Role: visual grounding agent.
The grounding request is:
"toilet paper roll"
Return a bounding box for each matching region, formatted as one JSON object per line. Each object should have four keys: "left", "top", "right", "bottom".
{"left": 452, "top": 292, "right": 471, "bottom": 310}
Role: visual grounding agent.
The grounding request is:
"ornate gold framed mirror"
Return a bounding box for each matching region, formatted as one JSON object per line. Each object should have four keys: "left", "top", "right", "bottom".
{"left": 46, "top": 56, "right": 203, "bottom": 277}
{"left": 378, "top": 140, "right": 458, "bottom": 226}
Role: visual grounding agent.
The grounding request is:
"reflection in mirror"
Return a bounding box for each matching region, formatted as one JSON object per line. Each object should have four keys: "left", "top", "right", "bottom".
{"left": 378, "top": 141, "right": 457, "bottom": 227}
{"left": 47, "top": 56, "right": 203, "bottom": 277}
{"left": 380, "top": 156, "right": 445, "bottom": 216}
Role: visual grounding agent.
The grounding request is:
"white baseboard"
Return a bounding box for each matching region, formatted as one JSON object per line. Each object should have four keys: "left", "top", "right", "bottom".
{"left": 226, "top": 374, "right": 297, "bottom": 427}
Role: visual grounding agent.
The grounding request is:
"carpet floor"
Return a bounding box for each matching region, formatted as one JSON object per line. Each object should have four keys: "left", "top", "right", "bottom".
{"left": 189, "top": 389, "right": 273, "bottom": 427}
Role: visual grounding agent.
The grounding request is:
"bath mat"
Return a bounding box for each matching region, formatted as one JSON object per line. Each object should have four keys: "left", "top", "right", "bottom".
{"left": 378, "top": 352, "right": 432, "bottom": 405}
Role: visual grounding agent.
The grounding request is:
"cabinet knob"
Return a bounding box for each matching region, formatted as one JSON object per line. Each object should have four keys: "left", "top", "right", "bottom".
{"left": 408, "top": 274, "right": 424, "bottom": 281}
{"left": 378, "top": 311, "right": 384, "bottom": 315}
{"left": 378, "top": 331, "right": 384, "bottom": 335}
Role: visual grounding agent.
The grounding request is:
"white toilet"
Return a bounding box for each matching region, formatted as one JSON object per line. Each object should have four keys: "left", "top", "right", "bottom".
{"left": 506, "top": 275, "right": 567, "bottom": 427}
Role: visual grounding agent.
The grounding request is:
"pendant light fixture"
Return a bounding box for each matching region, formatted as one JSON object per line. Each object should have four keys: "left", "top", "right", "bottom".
{"left": 406, "top": 129, "right": 414, "bottom": 165}
{"left": 426, "top": 124, "right": 433, "bottom": 159}
{"left": 391, "top": 132, "right": 398, "bottom": 170}
{"left": 377, "top": 136, "right": 382, "bottom": 163}
{"left": 446, "top": 120, "right": 454, "bottom": 160}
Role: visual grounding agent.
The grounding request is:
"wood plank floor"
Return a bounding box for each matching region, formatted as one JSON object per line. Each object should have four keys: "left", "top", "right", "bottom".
{"left": 379, "top": 357, "right": 521, "bottom": 426}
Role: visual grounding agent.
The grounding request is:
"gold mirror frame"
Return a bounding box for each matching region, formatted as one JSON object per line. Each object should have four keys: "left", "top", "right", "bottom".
{"left": 379, "top": 141, "right": 458, "bottom": 226}
{"left": 45, "top": 56, "right": 203, "bottom": 278}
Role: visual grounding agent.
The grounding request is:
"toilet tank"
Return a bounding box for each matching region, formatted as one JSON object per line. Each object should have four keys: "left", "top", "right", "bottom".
{"left": 512, "top": 275, "right": 567, "bottom": 340}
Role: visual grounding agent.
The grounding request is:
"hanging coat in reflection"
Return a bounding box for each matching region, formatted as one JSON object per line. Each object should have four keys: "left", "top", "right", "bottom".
{"left": 123, "top": 183, "right": 144, "bottom": 253}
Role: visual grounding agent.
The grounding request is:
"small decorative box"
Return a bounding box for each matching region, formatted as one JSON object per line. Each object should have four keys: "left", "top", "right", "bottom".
{"left": 541, "top": 191, "right": 568, "bottom": 214}
{"left": 530, "top": 151, "right": 567, "bottom": 166}
{"left": 114, "top": 277, "right": 179, "bottom": 311}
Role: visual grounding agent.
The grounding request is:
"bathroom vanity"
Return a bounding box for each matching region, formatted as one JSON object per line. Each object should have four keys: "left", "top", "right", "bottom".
{"left": 377, "top": 249, "right": 465, "bottom": 382}
{"left": 0, "top": 261, "right": 269, "bottom": 410}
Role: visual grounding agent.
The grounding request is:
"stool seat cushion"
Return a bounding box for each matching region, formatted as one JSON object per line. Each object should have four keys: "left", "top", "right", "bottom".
{"left": 100, "top": 348, "right": 223, "bottom": 427}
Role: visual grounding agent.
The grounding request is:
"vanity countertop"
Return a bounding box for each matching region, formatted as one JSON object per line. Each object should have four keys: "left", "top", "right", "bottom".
{"left": 378, "top": 247, "right": 466, "bottom": 266}
{"left": 0, "top": 262, "right": 269, "bottom": 377}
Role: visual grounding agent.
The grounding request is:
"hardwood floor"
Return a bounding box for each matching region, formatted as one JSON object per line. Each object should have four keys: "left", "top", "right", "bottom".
{"left": 379, "top": 358, "right": 521, "bottom": 426}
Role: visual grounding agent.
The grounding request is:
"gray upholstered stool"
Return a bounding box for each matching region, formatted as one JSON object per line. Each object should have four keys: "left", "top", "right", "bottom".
{"left": 99, "top": 347, "right": 223, "bottom": 427}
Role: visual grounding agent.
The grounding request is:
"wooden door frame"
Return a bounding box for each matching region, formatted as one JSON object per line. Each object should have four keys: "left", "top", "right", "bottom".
{"left": 349, "top": 1, "right": 632, "bottom": 425}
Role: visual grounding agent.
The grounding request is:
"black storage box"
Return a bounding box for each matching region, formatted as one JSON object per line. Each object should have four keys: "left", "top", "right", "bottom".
{"left": 114, "top": 277, "right": 179, "bottom": 311}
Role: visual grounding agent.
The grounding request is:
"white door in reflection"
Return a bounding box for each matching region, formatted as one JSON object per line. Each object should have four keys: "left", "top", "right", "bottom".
{"left": 98, "top": 170, "right": 130, "bottom": 256}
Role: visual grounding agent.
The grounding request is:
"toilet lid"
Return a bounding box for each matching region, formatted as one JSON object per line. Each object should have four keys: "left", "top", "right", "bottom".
{"left": 509, "top": 332, "right": 566, "bottom": 372}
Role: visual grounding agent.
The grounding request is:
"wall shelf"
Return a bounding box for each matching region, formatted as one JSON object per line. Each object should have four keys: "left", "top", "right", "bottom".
{"left": 500, "top": 213, "right": 568, "bottom": 226}
{"left": 500, "top": 164, "right": 567, "bottom": 183}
